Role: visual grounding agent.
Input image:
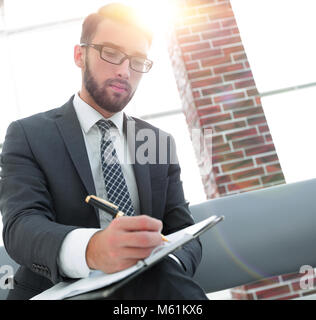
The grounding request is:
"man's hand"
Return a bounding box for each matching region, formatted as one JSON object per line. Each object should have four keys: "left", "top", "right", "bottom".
{"left": 86, "top": 215, "right": 163, "bottom": 273}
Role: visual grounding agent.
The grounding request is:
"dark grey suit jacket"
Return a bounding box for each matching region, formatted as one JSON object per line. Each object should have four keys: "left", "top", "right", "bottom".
{"left": 0, "top": 96, "right": 202, "bottom": 299}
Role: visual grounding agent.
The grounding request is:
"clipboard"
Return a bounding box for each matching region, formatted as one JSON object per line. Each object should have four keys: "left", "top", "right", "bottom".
{"left": 31, "top": 215, "right": 224, "bottom": 300}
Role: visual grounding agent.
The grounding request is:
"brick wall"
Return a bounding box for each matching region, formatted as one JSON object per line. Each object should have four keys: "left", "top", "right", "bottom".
{"left": 168, "top": 0, "right": 316, "bottom": 299}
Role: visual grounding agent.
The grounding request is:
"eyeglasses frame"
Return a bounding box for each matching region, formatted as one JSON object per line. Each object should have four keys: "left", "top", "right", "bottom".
{"left": 80, "top": 43, "right": 153, "bottom": 73}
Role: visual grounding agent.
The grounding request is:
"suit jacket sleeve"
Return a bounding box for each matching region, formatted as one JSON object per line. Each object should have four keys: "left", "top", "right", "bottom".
{"left": 0, "top": 120, "right": 78, "bottom": 284}
{"left": 161, "top": 135, "right": 202, "bottom": 278}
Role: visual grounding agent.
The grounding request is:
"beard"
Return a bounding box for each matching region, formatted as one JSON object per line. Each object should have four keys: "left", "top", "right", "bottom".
{"left": 83, "top": 59, "right": 134, "bottom": 113}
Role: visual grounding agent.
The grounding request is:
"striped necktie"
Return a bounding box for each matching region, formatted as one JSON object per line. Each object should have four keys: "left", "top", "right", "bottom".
{"left": 96, "top": 119, "right": 135, "bottom": 216}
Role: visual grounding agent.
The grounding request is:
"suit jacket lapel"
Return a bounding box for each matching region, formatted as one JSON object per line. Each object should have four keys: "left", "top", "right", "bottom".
{"left": 55, "top": 97, "right": 97, "bottom": 199}
{"left": 123, "top": 114, "right": 153, "bottom": 216}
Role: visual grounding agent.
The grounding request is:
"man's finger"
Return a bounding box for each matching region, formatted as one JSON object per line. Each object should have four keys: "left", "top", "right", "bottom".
{"left": 118, "top": 231, "right": 163, "bottom": 248}
{"left": 112, "top": 215, "right": 163, "bottom": 232}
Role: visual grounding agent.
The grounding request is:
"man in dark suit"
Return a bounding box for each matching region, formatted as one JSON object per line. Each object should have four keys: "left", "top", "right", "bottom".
{"left": 0, "top": 3, "right": 207, "bottom": 300}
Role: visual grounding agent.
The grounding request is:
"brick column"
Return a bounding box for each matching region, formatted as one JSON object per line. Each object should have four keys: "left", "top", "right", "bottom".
{"left": 168, "top": 0, "right": 316, "bottom": 299}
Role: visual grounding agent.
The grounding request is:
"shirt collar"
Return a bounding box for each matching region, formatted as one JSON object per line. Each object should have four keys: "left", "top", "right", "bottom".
{"left": 73, "top": 92, "right": 124, "bottom": 136}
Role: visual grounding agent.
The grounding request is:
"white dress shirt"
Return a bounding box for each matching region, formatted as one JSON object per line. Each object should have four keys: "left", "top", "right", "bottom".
{"left": 58, "top": 93, "right": 181, "bottom": 278}
{"left": 58, "top": 93, "right": 140, "bottom": 278}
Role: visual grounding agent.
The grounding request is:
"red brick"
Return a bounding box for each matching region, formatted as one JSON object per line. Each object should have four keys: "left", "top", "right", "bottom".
{"left": 202, "top": 84, "right": 234, "bottom": 96}
{"left": 214, "top": 120, "right": 246, "bottom": 132}
{"left": 223, "top": 99, "right": 254, "bottom": 111}
{"left": 227, "top": 178, "right": 260, "bottom": 191}
{"left": 222, "top": 159, "right": 254, "bottom": 173}
{"left": 226, "top": 128, "right": 257, "bottom": 141}
{"left": 178, "top": 34, "right": 200, "bottom": 45}
{"left": 214, "top": 92, "right": 245, "bottom": 103}
{"left": 223, "top": 45, "right": 244, "bottom": 55}
{"left": 221, "top": 18, "right": 237, "bottom": 28}
{"left": 191, "top": 22, "right": 220, "bottom": 33}
{"left": 255, "top": 285, "right": 290, "bottom": 300}
{"left": 194, "top": 97, "right": 212, "bottom": 107}
{"left": 200, "top": 113, "right": 231, "bottom": 126}
{"left": 242, "top": 277, "right": 280, "bottom": 290}
{"left": 181, "top": 41, "right": 210, "bottom": 53}
{"left": 214, "top": 63, "right": 244, "bottom": 75}
{"left": 191, "top": 49, "right": 222, "bottom": 60}
{"left": 193, "top": 91, "right": 200, "bottom": 98}
{"left": 212, "top": 166, "right": 220, "bottom": 174}
{"left": 191, "top": 76, "right": 222, "bottom": 88}
{"left": 234, "top": 79, "right": 256, "bottom": 89}
{"left": 261, "top": 173, "right": 285, "bottom": 184}
{"left": 259, "top": 125, "right": 269, "bottom": 133}
{"left": 188, "top": 69, "right": 212, "bottom": 80}
{"left": 201, "top": 55, "right": 231, "bottom": 67}
{"left": 278, "top": 294, "right": 300, "bottom": 300}
{"left": 182, "top": 54, "right": 191, "bottom": 62}
{"left": 233, "top": 106, "right": 264, "bottom": 119}
{"left": 282, "top": 272, "right": 314, "bottom": 282}
{"left": 233, "top": 53, "right": 247, "bottom": 61}
{"left": 202, "top": 29, "right": 232, "bottom": 40}
{"left": 232, "top": 167, "right": 265, "bottom": 180}
{"left": 213, "top": 36, "right": 241, "bottom": 47}
{"left": 232, "top": 136, "right": 265, "bottom": 149}
{"left": 265, "top": 134, "right": 272, "bottom": 142}
{"left": 209, "top": 11, "right": 235, "bottom": 22}
{"left": 216, "top": 174, "right": 231, "bottom": 184}
{"left": 224, "top": 70, "right": 253, "bottom": 81}
{"left": 213, "top": 143, "right": 231, "bottom": 154}
{"left": 247, "top": 89, "right": 259, "bottom": 97}
{"left": 217, "top": 185, "right": 227, "bottom": 195}
{"left": 248, "top": 115, "right": 267, "bottom": 126}
{"left": 211, "top": 134, "right": 224, "bottom": 145}
{"left": 185, "top": 61, "right": 200, "bottom": 71}
{"left": 197, "top": 105, "right": 221, "bottom": 117}
{"left": 255, "top": 154, "right": 279, "bottom": 165}
{"left": 246, "top": 144, "right": 275, "bottom": 156}
{"left": 212, "top": 151, "right": 244, "bottom": 164}
{"left": 231, "top": 291, "right": 255, "bottom": 300}
{"left": 255, "top": 96, "right": 261, "bottom": 105}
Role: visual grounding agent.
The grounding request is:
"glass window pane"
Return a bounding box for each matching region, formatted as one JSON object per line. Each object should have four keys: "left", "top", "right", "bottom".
{"left": 261, "top": 86, "right": 316, "bottom": 183}
{"left": 4, "top": 0, "right": 107, "bottom": 29}
{"left": 7, "top": 22, "right": 82, "bottom": 119}
{"left": 231, "top": 0, "right": 316, "bottom": 93}
{"left": 125, "top": 32, "right": 182, "bottom": 118}
{"left": 148, "top": 114, "right": 206, "bottom": 205}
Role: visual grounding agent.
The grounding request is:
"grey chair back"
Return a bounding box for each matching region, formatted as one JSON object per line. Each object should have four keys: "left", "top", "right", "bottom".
{"left": 191, "top": 178, "right": 316, "bottom": 293}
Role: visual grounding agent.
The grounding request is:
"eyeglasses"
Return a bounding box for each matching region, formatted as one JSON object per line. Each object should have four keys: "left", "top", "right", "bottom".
{"left": 81, "top": 43, "right": 153, "bottom": 73}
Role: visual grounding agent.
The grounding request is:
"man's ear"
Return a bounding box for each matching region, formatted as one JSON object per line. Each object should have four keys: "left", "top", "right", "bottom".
{"left": 74, "top": 45, "right": 85, "bottom": 69}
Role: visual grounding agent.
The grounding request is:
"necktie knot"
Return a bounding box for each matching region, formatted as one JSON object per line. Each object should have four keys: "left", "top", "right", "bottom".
{"left": 96, "top": 119, "right": 115, "bottom": 133}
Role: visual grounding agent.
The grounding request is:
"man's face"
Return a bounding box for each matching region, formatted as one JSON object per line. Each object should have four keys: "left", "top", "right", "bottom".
{"left": 82, "top": 19, "right": 150, "bottom": 114}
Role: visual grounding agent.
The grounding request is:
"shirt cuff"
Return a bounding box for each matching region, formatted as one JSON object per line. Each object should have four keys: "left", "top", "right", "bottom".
{"left": 58, "top": 228, "right": 101, "bottom": 279}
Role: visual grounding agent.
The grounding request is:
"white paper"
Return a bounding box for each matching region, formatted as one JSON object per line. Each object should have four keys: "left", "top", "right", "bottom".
{"left": 31, "top": 215, "right": 220, "bottom": 300}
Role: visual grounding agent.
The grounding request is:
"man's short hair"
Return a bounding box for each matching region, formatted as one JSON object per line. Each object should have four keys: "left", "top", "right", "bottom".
{"left": 80, "top": 3, "right": 153, "bottom": 46}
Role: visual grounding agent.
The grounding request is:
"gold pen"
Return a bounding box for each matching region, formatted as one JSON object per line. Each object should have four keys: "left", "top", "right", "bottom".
{"left": 85, "top": 195, "right": 169, "bottom": 242}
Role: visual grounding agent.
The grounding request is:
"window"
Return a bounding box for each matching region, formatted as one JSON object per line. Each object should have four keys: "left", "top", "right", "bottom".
{"left": 231, "top": 0, "right": 316, "bottom": 183}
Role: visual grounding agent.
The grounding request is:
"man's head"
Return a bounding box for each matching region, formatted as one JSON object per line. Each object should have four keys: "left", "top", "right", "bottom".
{"left": 74, "top": 3, "right": 153, "bottom": 117}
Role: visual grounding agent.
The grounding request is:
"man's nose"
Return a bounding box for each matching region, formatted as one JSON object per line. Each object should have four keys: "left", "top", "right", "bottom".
{"left": 115, "top": 58, "right": 130, "bottom": 80}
